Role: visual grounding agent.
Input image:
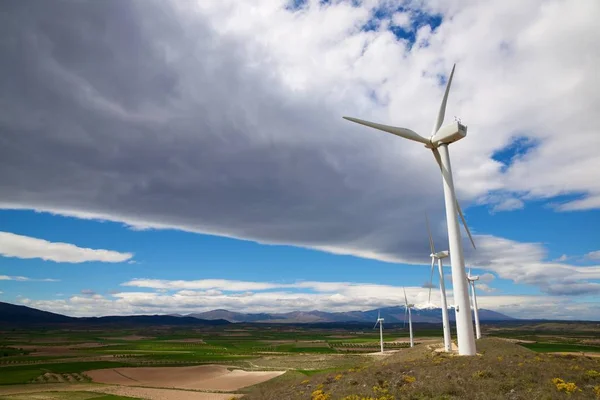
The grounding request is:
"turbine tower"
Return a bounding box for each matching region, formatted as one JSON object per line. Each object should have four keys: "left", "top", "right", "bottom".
{"left": 403, "top": 287, "right": 414, "bottom": 348}
{"left": 426, "top": 214, "right": 452, "bottom": 352}
{"left": 373, "top": 310, "right": 384, "bottom": 353}
{"left": 343, "top": 64, "right": 478, "bottom": 355}
{"left": 467, "top": 268, "right": 482, "bottom": 339}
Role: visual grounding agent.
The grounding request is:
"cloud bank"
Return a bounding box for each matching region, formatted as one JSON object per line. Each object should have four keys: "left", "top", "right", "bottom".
{"left": 0, "top": 232, "right": 133, "bottom": 263}
{"left": 16, "top": 277, "right": 600, "bottom": 320}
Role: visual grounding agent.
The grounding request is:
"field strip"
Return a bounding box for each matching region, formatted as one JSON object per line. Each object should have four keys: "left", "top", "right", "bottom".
{"left": 111, "top": 368, "right": 140, "bottom": 382}
{"left": 0, "top": 383, "right": 241, "bottom": 400}
{"left": 89, "top": 385, "right": 243, "bottom": 399}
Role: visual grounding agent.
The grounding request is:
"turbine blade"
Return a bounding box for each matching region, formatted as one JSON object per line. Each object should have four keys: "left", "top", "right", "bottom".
{"left": 374, "top": 321, "right": 378, "bottom": 329}
{"left": 428, "top": 257, "right": 435, "bottom": 303}
{"left": 403, "top": 287, "right": 409, "bottom": 306}
{"left": 432, "top": 64, "right": 456, "bottom": 135}
{"left": 456, "top": 200, "right": 476, "bottom": 250}
{"left": 343, "top": 117, "right": 430, "bottom": 145}
{"left": 431, "top": 148, "right": 476, "bottom": 250}
{"left": 403, "top": 307, "right": 408, "bottom": 328}
{"left": 425, "top": 213, "right": 436, "bottom": 254}
{"left": 432, "top": 147, "right": 443, "bottom": 171}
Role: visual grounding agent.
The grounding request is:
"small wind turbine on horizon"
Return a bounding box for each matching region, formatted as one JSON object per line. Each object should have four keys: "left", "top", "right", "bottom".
{"left": 373, "top": 310, "right": 385, "bottom": 353}
{"left": 343, "top": 64, "right": 478, "bottom": 355}
{"left": 426, "top": 214, "right": 452, "bottom": 352}
{"left": 403, "top": 287, "right": 414, "bottom": 348}
{"left": 467, "top": 268, "right": 482, "bottom": 339}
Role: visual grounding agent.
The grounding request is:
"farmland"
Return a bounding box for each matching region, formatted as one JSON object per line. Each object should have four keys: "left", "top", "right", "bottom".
{"left": 1, "top": 321, "right": 600, "bottom": 399}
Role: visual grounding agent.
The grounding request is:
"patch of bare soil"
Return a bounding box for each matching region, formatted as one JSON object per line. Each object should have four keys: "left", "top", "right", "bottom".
{"left": 91, "top": 386, "right": 239, "bottom": 400}
{"left": 0, "top": 384, "right": 235, "bottom": 400}
{"left": 551, "top": 351, "right": 600, "bottom": 358}
{"left": 295, "top": 342, "right": 330, "bottom": 348}
{"left": 103, "top": 335, "right": 155, "bottom": 341}
{"left": 500, "top": 338, "right": 536, "bottom": 344}
{"left": 18, "top": 343, "right": 109, "bottom": 357}
{"left": 162, "top": 338, "right": 206, "bottom": 343}
{"left": 86, "top": 364, "right": 284, "bottom": 391}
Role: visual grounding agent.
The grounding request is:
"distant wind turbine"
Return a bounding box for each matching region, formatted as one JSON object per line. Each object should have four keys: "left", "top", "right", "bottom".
{"left": 344, "top": 64, "right": 478, "bottom": 355}
{"left": 373, "top": 310, "right": 384, "bottom": 353}
{"left": 403, "top": 287, "right": 414, "bottom": 348}
{"left": 426, "top": 214, "right": 452, "bottom": 352}
{"left": 467, "top": 268, "right": 482, "bottom": 339}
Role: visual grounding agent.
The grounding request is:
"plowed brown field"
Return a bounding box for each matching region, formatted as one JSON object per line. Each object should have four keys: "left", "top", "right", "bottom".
{"left": 85, "top": 364, "right": 285, "bottom": 391}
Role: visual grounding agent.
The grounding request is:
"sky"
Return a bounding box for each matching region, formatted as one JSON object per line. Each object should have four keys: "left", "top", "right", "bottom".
{"left": 0, "top": 0, "right": 599, "bottom": 320}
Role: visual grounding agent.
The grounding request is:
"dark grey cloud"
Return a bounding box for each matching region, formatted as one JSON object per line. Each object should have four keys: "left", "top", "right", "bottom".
{"left": 544, "top": 282, "right": 600, "bottom": 296}
{"left": 0, "top": 0, "right": 447, "bottom": 263}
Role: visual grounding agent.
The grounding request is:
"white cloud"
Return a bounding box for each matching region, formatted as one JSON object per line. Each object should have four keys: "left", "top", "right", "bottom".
{"left": 0, "top": 231, "right": 133, "bottom": 263}
{"left": 586, "top": 250, "right": 600, "bottom": 260}
{"left": 391, "top": 11, "right": 411, "bottom": 29}
{"left": 466, "top": 235, "right": 600, "bottom": 295}
{"left": 491, "top": 197, "right": 524, "bottom": 212}
{"left": 0, "top": 275, "right": 59, "bottom": 282}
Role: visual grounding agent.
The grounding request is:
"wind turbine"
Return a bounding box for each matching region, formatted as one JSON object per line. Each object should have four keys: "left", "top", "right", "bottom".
{"left": 343, "top": 64, "right": 478, "bottom": 355}
{"left": 425, "top": 214, "right": 452, "bottom": 352}
{"left": 467, "top": 268, "right": 482, "bottom": 339}
{"left": 403, "top": 287, "right": 414, "bottom": 348}
{"left": 373, "top": 310, "right": 384, "bottom": 353}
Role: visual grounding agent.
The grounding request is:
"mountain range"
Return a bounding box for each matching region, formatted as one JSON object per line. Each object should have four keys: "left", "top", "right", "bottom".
{"left": 0, "top": 301, "right": 514, "bottom": 326}
{"left": 186, "top": 306, "right": 514, "bottom": 323}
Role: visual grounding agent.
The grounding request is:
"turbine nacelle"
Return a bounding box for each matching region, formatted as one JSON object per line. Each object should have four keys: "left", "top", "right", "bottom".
{"left": 430, "top": 250, "right": 449, "bottom": 259}
{"left": 426, "top": 122, "right": 467, "bottom": 149}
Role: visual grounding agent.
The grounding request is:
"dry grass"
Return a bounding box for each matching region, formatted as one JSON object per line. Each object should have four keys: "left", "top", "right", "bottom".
{"left": 242, "top": 338, "right": 600, "bottom": 399}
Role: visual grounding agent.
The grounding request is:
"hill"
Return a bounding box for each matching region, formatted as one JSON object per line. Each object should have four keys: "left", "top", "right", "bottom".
{"left": 0, "top": 301, "right": 75, "bottom": 324}
{"left": 0, "top": 301, "right": 229, "bottom": 326}
{"left": 190, "top": 305, "right": 515, "bottom": 323}
{"left": 241, "top": 338, "right": 600, "bottom": 399}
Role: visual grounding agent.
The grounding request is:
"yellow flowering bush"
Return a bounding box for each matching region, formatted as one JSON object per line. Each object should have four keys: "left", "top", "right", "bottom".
{"left": 311, "top": 389, "right": 331, "bottom": 400}
{"left": 552, "top": 378, "right": 581, "bottom": 394}
{"left": 586, "top": 370, "right": 600, "bottom": 378}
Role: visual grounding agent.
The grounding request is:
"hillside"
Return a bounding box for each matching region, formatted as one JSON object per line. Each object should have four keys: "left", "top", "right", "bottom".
{"left": 0, "top": 301, "right": 229, "bottom": 326}
{"left": 0, "top": 301, "right": 75, "bottom": 324}
{"left": 241, "top": 338, "right": 600, "bottom": 399}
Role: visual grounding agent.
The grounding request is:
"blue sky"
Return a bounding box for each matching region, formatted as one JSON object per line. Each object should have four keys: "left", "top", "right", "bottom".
{"left": 1, "top": 0, "right": 599, "bottom": 319}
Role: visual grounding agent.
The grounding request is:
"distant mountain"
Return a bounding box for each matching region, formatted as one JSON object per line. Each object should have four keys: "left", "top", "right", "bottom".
{"left": 189, "top": 309, "right": 278, "bottom": 323}
{"left": 0, "top": 302, "right": 229, "bottom": 326}
{"left": 190, "top": 306, "right": 516, "bottom": 323}
{"left": 0, "top": 301, "right": 75, "bottom": 324}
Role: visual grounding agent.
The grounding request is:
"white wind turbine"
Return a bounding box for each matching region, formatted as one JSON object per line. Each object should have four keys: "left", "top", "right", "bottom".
{"left": 403, "top": 287, "right": 414, "bottom": 348}
{"left": 467, "top": 268, "right": 482, "bottom": 339}
{"left": 373, "top": 310, "right": 385, "bottom": 353}
{"left": 343, "top": 64, "right": 478, "bottom": 355}
{"left": 425, "top": 214, "right": 452, "bottom": 352}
